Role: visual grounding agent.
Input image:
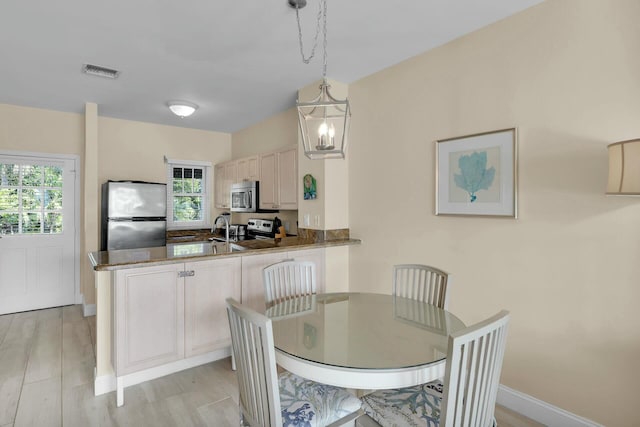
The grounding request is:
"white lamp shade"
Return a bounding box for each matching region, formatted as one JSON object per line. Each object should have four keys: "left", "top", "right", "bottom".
{"left": 168, "top": 101, "right": 198, "bottom": 118}
{"left": 607, "top": 138, "right": 640, "bottom": 195}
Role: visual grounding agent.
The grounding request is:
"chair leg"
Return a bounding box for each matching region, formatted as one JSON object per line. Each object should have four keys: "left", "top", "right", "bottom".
{"left": 231, "top": 351, "right": 236, "bottom": 371}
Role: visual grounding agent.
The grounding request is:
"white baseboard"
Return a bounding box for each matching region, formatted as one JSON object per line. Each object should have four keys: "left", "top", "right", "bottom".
{"left": 94, "top": 367, "right": 116, "bottom": 396}
{"left": 83, "top": 302, "right": 96, "bottom": 317}
{"left": 93, "top": 347, "right": 231, "bottom": 397}
{"left": 497, "top": 385, "right": 603, "bottom": 427}
{"left": 81, "top": 295, "right": 96, "bottom": 317}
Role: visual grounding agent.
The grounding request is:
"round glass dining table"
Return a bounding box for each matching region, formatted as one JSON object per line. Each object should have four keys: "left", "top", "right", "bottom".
{"left": 267, "top": 292, "right": 466, "bottom": 390}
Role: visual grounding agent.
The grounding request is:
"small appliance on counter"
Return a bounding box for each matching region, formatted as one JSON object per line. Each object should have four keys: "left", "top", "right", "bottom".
{"left": 101, "top": 180, "right": 167, "bottom": 250}
{"left": 246, "top": 218, "right": 277, "bottom": 240}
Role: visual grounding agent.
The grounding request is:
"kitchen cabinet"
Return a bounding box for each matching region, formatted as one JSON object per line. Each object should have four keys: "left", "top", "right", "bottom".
{"left": 259, "top": 146, "right": 298, "bottom": 210}
{"left": 214, "top": 163, "right": 226, "bottom": 208}
{"left": 184, "top": 257, "right": 241, "bottom": 357}
{"left": 287, "top": 248, "right": 325, "bottom": 293}
{"left": 240, "top": 248, "right": 325, "bottom": 313}
{"left": 237, "top": 156, "right": 259, "bottom": 182}
{"left": 240, "top": 252, "right": 284, "bottom": 313}
{"left": 113, "top": 257, "right": 241, "bottom": 406}
{"left": 214, "top": 161, "right": 238, "bottom": 209}
{"left": 114, "top": 263, "right": 185, "bottom": 376}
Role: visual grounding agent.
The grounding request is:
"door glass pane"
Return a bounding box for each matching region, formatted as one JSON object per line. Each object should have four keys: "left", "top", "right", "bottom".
{"left": 44, "top": 189, "right": 63, "bottom": 210}
{"left": 1, "top": 164, "right": 20, "bottom": 186}
{"left": 22, "top": 189, "right": 42, "bottom": 210}
{"left": 0, "top": 213, "right": 18, "bottom": 234}
{"left": 22, "top": 165, "right": 43, "bottom": 186}
{"left": 44, "top": 213, "right": 63, "bottom": 233}
{"left": 44, "top": 166, "right": 63, "bottom": 187}
{"left": 0, "top": 188, "right": 19, "bottom": 210}
{"left": 22, "top": 212, "right": 42, "bottom": 233}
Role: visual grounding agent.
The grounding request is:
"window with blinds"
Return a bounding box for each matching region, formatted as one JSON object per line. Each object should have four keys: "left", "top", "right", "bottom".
{"left": 167, "top": 162, "right": 210, "bottom": 229}
{"left": 0, "top": 162, "right": 64, "bottom": 234}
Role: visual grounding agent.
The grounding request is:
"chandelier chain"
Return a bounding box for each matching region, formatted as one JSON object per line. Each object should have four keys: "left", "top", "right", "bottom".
{"left": 322, "top": 0, "right": 327, "bottom": 79}
{"left": 294, "top": 0, "right": 323, "bottom": 64}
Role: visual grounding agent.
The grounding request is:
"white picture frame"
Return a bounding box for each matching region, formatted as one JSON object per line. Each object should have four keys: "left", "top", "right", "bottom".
{"left": 435, "top": 128, "right": 518, "bottom": 218}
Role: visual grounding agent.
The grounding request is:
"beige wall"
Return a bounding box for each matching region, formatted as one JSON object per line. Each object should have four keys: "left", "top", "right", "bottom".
{"left": 0, "top": 104, "right": 84, "bottom": 154}
{"left": 98, "top": 116, "right": 230, "bottom": 184}
{"left": 347, "top": 0, "right": 640, "bottom": 425}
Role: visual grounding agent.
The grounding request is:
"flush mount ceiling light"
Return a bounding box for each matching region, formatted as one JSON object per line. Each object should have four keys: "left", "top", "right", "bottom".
{"left": 167, "top": 101, "right": 198, "bottom": 118}
{"left": 607, "top": 138, "right": 640, "bottom": 195}
{"left": 290, "top": 0, "right": 351, "bottom": 160}
{"left": 82, "top": 63, "right": 120, "bottom": 79}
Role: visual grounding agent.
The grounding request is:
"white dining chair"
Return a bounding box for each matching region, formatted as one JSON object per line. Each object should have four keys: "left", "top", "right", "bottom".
{"left": 393, "top": 264, "right": 451, "bottom": 309}
{"left": 226, "top": 298, "right": 362, "bottom": 427}
{"left": 361, "top": 310, "right": 510, "bottom": 427}
{"left": 263, "top": 260, "right": 316, "bottom": 307}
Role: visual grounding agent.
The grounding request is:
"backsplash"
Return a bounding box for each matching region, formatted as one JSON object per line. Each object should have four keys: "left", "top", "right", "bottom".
{"left": 297, "top": 228, "right": 350, "bottom": 242}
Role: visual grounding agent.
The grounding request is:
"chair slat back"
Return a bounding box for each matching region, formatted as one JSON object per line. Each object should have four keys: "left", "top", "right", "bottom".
{"left": 263, "top": 260, "right": 316, "bottom": 307}
{"left": 226, "top": 298, "right": 281, "bottom": 427}
{"left": 441, "top": 310, "right": 510, "bottom": 427}
{"left": 393, "top": 264, "right": 451, "bottom": 309}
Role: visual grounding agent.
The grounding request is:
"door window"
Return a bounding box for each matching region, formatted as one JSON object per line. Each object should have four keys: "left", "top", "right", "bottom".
{"left": 0, "top": 162, "right": 64, "bottom": 234}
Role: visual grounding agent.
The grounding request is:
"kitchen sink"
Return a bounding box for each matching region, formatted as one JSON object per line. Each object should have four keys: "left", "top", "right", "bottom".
{"left": 211, "top": 242, "right": 246, "bottom": 253}
{"left": 168, "top": 240, "right": 246, "bottom": 256}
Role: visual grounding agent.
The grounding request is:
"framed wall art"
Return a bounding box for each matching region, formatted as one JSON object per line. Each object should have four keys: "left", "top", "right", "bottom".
{"left": 303, "top": 174, "right": 317, "bottom": 200}
{"left": 435, "top": 128, "right": 517, "bottom": 218}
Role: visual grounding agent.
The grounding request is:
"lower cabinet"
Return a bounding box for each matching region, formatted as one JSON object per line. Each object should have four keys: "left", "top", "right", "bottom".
{"left": 240, "top": 248, "right": 326, "bottom": 313}
{"left": 185, "top": 258, "right": 241, "bottom": 357}
{"left": 111, "top": 248, "right": 325, "bottom": 404}
{"left": 114, "top": 263, "right": 185, "bottom": 376}
{"left": 240, "top": 252, "right": 285, "bottom": 313}
{"left": 113, "top": 257, "right": 241, "bottom": 376}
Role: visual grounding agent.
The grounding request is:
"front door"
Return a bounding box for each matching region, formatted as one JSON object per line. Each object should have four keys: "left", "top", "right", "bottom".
{"left": 0, "top": 154, "right": 77, "bottom": 314}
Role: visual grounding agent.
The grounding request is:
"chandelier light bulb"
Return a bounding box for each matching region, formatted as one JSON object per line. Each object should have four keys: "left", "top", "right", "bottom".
{"left": 316, "top": 121, "right": 335, "bottom": 150}
{"left": 318, "top": 122, "right": 328, "bottom": 136}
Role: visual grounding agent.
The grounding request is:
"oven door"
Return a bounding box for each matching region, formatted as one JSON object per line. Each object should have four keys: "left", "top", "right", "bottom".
{"left": 231, "top": 189, "right": 256, "bottom": 212}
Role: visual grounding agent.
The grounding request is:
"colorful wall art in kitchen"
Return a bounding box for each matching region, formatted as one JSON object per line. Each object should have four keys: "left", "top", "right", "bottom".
{"left": 303, "top": 174, "right": 317, "bottom": 200}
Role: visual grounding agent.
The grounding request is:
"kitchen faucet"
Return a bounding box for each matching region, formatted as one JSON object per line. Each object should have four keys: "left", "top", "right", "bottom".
{"left": 212, "top": 214, "right": 230, "bottom": 246}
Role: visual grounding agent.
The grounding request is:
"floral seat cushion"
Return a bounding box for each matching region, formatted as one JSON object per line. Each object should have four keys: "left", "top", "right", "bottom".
{"left": 361, "top": 380, "right": 444, "bottom": 427}
{"left": 279, "top": 371, "right": 362, "bottom": 427}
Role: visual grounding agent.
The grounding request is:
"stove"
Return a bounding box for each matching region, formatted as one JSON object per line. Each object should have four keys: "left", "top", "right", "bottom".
{"left": 246, "top": 218, "right": 276, "bottom": 240}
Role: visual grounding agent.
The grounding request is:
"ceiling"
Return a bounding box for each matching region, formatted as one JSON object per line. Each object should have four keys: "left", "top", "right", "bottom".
{"left": 0, "top": 0, "right": 543, "bottom": 134}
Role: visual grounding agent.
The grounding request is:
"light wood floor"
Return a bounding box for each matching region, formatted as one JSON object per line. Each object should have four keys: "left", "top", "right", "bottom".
{"left": 0, "top": 305, "right": 543, "bottom": 427}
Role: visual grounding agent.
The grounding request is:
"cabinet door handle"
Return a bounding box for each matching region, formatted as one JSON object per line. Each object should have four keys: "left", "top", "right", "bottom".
{"left": 178, "top": 270, "right": 196, "bottom": 278}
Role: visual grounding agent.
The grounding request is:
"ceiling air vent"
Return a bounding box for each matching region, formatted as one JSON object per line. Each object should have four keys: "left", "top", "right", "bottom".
{"left": 82, "top": 63, "right": 120, "bottom": 79}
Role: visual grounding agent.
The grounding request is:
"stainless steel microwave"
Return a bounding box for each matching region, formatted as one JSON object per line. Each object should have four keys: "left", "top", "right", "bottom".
{"left": 230, "top": 181, "right": 277, "bottom": 213}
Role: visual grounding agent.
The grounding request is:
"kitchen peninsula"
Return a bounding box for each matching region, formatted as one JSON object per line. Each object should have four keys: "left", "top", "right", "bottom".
{"left": 88, "top": 235, "right": 359, "bottom": 406}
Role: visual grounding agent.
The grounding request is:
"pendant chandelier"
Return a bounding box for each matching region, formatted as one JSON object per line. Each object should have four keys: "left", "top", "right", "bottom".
{"left": 290, "top": 0, "right": 351, "bottom": 159}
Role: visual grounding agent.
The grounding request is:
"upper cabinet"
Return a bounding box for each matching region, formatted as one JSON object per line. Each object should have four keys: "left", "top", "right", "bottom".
{"left": 214, "top": 161, "right": 238, "bottom": 209}
{"left": 237, "top": 156, "right": 259, "bottom": 182}
{"left": 215, "top": 146, "right": 298, "bottom": 211}
{"left": 214, "top": 164, "right": 226, "bottom": 209}
{"left": 259, "top": 146, "right": 297, "bottom": 211}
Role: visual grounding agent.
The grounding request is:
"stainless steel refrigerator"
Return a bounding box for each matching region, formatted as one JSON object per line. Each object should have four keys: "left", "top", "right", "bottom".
{"left": 101, "top": 181, "right": 167, "bottom": 250}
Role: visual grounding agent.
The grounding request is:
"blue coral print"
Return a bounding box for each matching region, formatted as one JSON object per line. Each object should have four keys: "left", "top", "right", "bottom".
{"left": 454, "top": 151, "right": 495, "bottom": 202}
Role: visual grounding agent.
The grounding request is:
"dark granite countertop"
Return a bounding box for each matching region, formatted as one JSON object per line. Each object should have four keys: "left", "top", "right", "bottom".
{"left": 89, "top": 236, "right": 360, "bottom": 271}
